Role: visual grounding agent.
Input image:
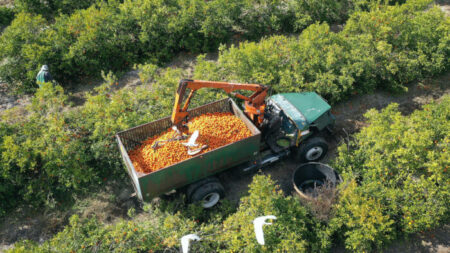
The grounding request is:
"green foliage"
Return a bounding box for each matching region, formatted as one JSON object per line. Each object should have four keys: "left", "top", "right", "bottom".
{"left": 135, "top": 63, "right": 158, "bottom": 84}
{"left": 218, "top": 175, "right": 327, "bottom": 252}
{"left": 0, "top": 6, "right": 15, "bottom": 27}
{"left": 0, "top": 122, "right": 16, "bottom": 215}
{"left": 289, "top": 0, "right": 352, "bottom": 27}
{"left": 330, "top": 96, "right": 450, "bottom": 251}
{"left": 0, "top": 13, "right": 51, "bottom": 92}
{"left": 7, "top": 173, "right": 329, "bottom": 253}
{"left": 51, "top": 2, "right": 142, "bottom": 82}
{"left": 195, "top": 24, "right": 377, "bottom": 103}
{"left": 120, "top": 0, "right": 209, "bottom": 60}
{"left": 0, "top": 83, "right": 94, "bottom": 209}
{"left": 343, "top": 0, "right": 449, "bottom": 90}
{"left": 329, "top": 180, "right": 396, "bottom": 251}
{"left": 1, "top": 0, "right": 449, "bottom": 250}
{"left": 229, "top": 0, "right": 297, "bottom": 38}
{"left": 194, "top": 0, "right": 449, "bottom": 103}
{"left": 9, "top": 210, "right": 193, "bottom": 252}
{"left": 1, "top": 0, "right": 403, "bottom": 92}
{"left": 14, "top": 0, "right": 98, "bottom": 18}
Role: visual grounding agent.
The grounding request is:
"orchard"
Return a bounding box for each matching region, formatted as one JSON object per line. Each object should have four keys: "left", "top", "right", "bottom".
{"left": 0, "top": 0, "right": 448, "bottom": 252}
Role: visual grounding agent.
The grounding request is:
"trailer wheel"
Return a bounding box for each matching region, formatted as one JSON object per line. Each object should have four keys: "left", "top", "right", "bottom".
{"left": 296, "top": 137, "right": 328, "bottom": 162}
{"left": 188, "top": 181, "right": 224, "bottom": 208}
{"left": 186, "top": 177, "right": 219, "bottom": 199}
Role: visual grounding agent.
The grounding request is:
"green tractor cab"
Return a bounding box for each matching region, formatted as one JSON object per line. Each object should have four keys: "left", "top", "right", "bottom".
{"left": 264, "top": 92, "right": 335, "bottom": 160}
{"left": 270, "top": 92, "right": 334, "bottom": 131}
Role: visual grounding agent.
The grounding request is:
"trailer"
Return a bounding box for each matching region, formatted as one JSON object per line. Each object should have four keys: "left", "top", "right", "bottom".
{"left": 116, "top": 98, "right": 260, "bottom": 205}
{"left": 116, "top": 79, "right": 335, "bottom": 208}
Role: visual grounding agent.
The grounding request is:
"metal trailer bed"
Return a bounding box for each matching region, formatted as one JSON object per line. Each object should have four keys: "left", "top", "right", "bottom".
{"left": 116, "top": 98, "right": 261, "bottom": 201}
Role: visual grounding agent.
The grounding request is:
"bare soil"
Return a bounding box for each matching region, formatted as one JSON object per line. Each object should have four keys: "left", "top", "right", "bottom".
{"left": 0, "top": 84, "right": 31, "bottom": 113}
{"left": 0, "top": 0, "right": 13, "bottom": 7}
{"left": 438, "top": 0, "right": 450, "bottom": 16}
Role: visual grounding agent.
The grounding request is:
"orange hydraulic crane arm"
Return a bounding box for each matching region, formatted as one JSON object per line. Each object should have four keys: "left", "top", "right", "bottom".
{"left": 171, "top": 79, "right": 269, "bottom": 128}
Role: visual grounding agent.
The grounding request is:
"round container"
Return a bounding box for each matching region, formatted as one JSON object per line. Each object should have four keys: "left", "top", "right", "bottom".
{"left": 292, "top": 162, "right": 342, "bottom": 200}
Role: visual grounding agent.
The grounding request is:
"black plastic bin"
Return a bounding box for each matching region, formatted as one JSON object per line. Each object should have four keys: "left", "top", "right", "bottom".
{"left": 293, "top": 162, "right": 342, "bottom": 200}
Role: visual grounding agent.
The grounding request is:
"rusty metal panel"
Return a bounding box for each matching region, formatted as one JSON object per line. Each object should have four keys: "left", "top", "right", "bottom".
{"left": 116, "top": 98, "right": 261, "bottom": 201}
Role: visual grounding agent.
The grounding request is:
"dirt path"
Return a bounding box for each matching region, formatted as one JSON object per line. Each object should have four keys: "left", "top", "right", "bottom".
{"left": 438, "top": 0, "right": 450, "bottom": 16}
{"left": 63, "top": 51, "right": 217, "bottom": 107}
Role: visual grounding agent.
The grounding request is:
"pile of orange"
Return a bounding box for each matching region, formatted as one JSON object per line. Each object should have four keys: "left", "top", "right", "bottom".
{"left": 129, "top": 112, "right": 253, "bottom": 174}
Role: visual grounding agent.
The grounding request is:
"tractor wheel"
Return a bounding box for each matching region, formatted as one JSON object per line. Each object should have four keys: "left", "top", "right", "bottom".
{"left": 296, "top": 136, "right": 328, "bottom": 162}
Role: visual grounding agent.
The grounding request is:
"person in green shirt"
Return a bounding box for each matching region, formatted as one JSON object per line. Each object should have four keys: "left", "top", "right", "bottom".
{"left": 36, "top": 65, "right": 53, "bottom": 87}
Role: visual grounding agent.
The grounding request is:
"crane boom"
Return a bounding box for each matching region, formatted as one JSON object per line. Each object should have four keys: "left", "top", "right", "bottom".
{"left": 171, "top": 79, "right": 268, "bottom": 129}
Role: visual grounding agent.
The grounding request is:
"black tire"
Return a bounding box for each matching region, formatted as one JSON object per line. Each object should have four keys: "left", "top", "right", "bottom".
{"left": 296, "top": 136, "right": 328, "bottom": 162}
{"left": 189, "top": 182, "right": 225, "bottom": 208}
{"left": 186, "top": 177, "right": 219, "bottom": 199}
